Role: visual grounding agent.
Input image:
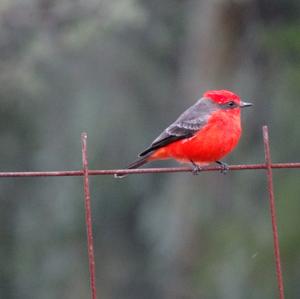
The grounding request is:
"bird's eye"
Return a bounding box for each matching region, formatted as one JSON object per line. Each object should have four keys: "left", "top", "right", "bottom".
{"left": 227, "top": 101, "right": 236, "bottom": 107}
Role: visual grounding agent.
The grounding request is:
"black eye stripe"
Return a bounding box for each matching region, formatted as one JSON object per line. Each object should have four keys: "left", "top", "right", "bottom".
{"left": 219, "top": 101, "right": 238, "bottom": 109}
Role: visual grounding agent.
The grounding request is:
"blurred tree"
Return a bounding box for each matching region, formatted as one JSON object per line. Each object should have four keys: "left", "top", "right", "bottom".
{"left": 0, "top": 0, "right": 299, "bottom": 298}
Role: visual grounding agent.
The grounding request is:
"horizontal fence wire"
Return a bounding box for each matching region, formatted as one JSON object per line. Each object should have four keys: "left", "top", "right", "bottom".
{"left": 0, "top": 162, "right": 299, "bottom": 178}
{"left": 1, "top": 125, "right": 299, "bottom": 299}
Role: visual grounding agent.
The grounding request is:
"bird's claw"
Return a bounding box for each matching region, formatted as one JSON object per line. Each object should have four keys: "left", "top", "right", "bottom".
{"left": 191, "top": 161, "right": 202, "bottom": 175}
{"left": 216, "top": 161, "right": 229, "bottom": 174}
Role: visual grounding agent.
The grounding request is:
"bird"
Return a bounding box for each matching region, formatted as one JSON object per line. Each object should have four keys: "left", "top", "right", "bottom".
{"left": 115, "top": 89, "right": 252, "bottom": 177}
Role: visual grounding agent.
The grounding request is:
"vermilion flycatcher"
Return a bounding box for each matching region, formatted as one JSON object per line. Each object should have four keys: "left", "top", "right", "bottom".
{"left": 116, "top": 89, "right": 252, "bottom": 177}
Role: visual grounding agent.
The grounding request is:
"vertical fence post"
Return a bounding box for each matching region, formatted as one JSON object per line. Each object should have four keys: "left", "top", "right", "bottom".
{"left": 263, "top": 126, "right": 285, "bottom": 299}
{"left": 81, "top": 132, "right": 97, "bottom": 299}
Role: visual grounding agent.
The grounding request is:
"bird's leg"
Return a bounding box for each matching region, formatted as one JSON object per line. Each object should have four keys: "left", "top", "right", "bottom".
{"left": 190, "top": 160, "right": 202, "bottom": 175}
{"left": 216, "top": 161, "right": 229, "bottom": 174}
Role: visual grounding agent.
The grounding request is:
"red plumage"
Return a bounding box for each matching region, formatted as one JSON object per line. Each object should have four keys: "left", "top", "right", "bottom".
{"left": 150, "top": 109, "right": 241, "bottom": 164}
{"left": 117, "top": 89, "right": 252, "bottom": 177}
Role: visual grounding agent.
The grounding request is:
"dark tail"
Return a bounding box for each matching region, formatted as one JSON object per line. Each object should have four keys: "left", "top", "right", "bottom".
{"left": 114, "top": 155, "right": 150, "bottom": 178}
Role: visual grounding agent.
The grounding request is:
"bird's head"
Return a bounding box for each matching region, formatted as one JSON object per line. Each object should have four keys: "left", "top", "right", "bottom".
{"left": 203, "top": 89, "right": 253, "bottom": 110}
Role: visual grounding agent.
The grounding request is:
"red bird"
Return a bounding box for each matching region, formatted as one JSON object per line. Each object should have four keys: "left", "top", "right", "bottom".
{"left": 116, "top": 89, "right": 252, "bottom": 177}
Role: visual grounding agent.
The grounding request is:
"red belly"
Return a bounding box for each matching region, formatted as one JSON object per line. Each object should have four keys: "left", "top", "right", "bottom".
{"left": 151, "top": 115, "right": 241, "bottom": 164}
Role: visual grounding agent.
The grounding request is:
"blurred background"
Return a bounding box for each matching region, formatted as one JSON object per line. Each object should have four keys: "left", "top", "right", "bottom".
{"left": 0, "top": 0, "right": 299, "bottom": 298}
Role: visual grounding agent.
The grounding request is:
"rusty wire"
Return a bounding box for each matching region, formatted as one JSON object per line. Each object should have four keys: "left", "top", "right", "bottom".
{"left": 0, "top": 162, "right": 298, "bottom": 178}
{"left": 81, "top": 133, "right": 97, "bottom": 299}
{"left": 1, "top": 125, "right": 299, "bottom": 299}
{"left": 263, "top": 126, "right": 285, "bottom": 299}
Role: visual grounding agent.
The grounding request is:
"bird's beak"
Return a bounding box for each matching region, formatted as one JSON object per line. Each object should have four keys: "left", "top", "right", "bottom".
{"left": 240, "top": 101, "right": 253, "bottom": 108}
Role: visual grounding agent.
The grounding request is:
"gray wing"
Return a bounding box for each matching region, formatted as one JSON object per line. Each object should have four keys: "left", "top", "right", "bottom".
{"left": 139, "top": 97, "right": 218, "bottom": 157}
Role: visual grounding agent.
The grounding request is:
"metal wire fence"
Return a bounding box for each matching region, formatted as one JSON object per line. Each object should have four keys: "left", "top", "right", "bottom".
{"left": 1, "top": 125, "right": 299, "bottom": 299}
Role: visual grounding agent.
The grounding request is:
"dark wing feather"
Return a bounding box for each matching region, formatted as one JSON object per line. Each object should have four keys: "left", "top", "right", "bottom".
{"left": 139, "top": 97, "right": 218, "bottom": 157}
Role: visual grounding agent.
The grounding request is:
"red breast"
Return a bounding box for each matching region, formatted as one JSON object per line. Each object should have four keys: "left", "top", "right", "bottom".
{"left": 150, "top": 101, "right": 242, "bottom": 163}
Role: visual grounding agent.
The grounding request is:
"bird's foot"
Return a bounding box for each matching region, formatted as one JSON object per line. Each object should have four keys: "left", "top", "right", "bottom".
{"left": 191, "top": 161, "right": 202, "bottom": 175}
{"left": 216, "top": 161, "right": 229, "bottom": 174}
